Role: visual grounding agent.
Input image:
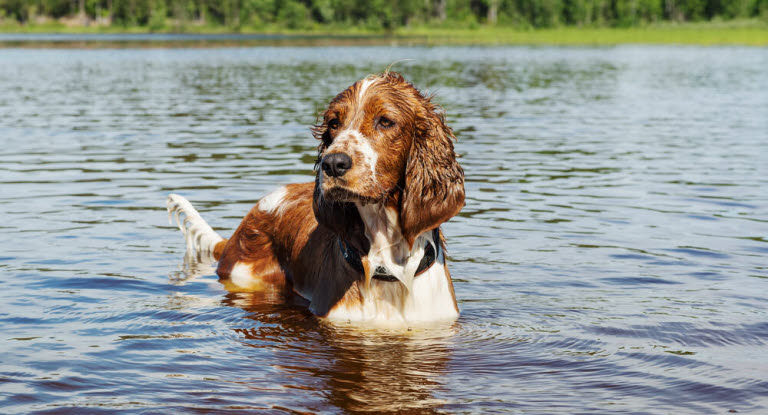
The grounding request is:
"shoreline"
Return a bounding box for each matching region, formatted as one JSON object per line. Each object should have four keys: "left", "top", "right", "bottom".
{"left": 1, "top": 22, "right": 766, "bottom": 46}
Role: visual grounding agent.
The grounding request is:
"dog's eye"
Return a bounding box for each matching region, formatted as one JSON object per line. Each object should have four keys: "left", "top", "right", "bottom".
{"left": 328, "top": 119, "right": 340, "bottom": 130}
{"left": 377, "top": 116, "right": 394, "bottom": 129}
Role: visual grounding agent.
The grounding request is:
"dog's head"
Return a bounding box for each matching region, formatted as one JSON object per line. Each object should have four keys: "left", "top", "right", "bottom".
{"left": 312, "top": 72, "right": 464, "bottom": 247}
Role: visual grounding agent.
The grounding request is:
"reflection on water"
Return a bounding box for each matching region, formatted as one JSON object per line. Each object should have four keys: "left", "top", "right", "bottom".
{"left": 0, "top": 45, "right": 767, "bottom": 413}
{"left": 175, "top": 252, "right": 457, "bottom": 413}
{"left": 229, "top": 289, "right": 458, "bottom": 413}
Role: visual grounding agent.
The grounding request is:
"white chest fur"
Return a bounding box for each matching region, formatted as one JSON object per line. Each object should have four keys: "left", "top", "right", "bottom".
{"left": 323, "top": 203, "right": 459, "bottom": 325}
{"left": 324, "top": 247, "right": 459, "bottom": 325}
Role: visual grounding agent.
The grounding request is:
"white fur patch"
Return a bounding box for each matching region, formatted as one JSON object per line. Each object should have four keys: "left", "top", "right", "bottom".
{"left": 357, "top": 203, "right": 411, "bottom": 287}
{"left": 229, "top": 262, "right": 254, "bottom": 289}
{"left": 257, "top": 186, "right": 288, "bottom": 215}
{"left": 325, "top": 249, "right": 458, "bottom": 325}
{"left": 404, "top": 245, "right": 458, "bottom": 322}
{"left": 358, "top": 76, "right": 376, "bottom": 101}
{"left": 327, "top": 130, "right": 378, "bottom": 185}
{"left": 221, "top": 262, "right": 283, "bottom": 294}
{"left": 322, "top": 203, "right": 458, "bottom": 325}
{"left": 167, "top": 194, "right": 224, "bottom": 259}
{"left": 358, "top": 133, "right": 378, "bottom": 182}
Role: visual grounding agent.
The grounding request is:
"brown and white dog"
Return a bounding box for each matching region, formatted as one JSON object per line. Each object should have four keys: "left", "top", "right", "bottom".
{"left": 167, "top": 72, "right": 465, "bottom": 325}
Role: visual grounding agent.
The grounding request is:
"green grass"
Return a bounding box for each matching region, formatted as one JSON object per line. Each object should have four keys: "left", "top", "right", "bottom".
{"left": 1, "top": 19, "right": 767, "bottom": 46}
{"left": 396, "top": 19, "right": 768, "bottom": 45}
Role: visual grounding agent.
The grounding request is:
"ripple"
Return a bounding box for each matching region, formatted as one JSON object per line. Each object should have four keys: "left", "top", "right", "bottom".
{"left": 588, "top": 322, "right": 768, "bottom": 347}
{"left": 600, "top": 276, "right": 681, "bottom": 286}
{"left": 1, "top": 45, "right": 767, "bottom": 413}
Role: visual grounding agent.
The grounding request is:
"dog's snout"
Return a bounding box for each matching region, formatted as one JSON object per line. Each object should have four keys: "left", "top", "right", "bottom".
{"left": 321, "top": 153, "right": 353, "bottom": 178}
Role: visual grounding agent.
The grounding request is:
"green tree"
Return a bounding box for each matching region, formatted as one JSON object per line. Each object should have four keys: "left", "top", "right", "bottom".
{"left": 276, "top": 0, "right": 310, "bottom": 29}
{"left": 148, "top": 0, "right": 167, "bottom": 30}
{"left": 0, "top": 0, "right": 765, "bottom": 29}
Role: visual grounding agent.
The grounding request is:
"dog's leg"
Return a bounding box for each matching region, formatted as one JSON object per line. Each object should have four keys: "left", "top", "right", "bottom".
{"left": 167, "top": 194, "right": 227, "bottom": 260}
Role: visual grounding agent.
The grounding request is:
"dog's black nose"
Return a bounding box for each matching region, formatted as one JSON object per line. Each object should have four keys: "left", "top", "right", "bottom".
{"left": 321, "top": 153, "right": 352, "bottom": 177}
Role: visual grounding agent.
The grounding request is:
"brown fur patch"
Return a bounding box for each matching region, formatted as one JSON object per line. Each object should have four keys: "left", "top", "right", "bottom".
{"left": 216, "top": 72, "right": 464, "bottom": 317}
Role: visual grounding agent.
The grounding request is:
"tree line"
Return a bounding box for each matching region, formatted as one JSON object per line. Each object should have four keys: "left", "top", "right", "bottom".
{"left": 1, "top": 0, "right": 767, "bottom": 30}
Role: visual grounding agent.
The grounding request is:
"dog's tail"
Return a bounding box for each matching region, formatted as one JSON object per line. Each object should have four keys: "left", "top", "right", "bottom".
{"left": 167, "top": 194, "right": 227, "bottom": 260}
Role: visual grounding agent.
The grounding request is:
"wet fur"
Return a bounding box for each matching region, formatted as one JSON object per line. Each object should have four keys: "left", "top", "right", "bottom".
{"left": 168, "top": 72, "right": 464, "bottom": 323}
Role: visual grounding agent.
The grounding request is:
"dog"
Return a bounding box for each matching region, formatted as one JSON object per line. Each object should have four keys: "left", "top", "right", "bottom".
{"left": 168, "top": 72, "right": 465, "bottom": 324}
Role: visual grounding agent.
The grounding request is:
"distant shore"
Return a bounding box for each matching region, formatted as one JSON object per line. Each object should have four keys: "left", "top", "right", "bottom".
{"left": 1, "top": 20, "right": 766, "bottom": 46}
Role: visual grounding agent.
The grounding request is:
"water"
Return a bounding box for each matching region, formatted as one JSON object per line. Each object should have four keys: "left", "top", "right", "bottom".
{"left": 1, "top": 44, "right": 767, "bottom": 414}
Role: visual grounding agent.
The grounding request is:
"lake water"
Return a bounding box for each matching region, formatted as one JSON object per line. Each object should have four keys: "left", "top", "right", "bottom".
{"left": 1, "top": 44, "right": 767, "bottom": 414}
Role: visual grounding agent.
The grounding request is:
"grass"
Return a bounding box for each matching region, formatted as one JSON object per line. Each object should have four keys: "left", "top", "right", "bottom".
{"left": 1, "top": 19, "right": 767, "bottom": 46}
{"left": 398, "top": 23, "right": 768, "bottom": 46}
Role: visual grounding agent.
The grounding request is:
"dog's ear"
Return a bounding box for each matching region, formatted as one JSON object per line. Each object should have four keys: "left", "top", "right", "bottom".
{"left": 400, "top": 101, "right": 465, "bottom": 248}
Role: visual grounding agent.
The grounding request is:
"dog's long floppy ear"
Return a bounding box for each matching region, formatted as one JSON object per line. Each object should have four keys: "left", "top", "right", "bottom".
{"left": 400, "top": 101, "right": 465, "bottom": 249}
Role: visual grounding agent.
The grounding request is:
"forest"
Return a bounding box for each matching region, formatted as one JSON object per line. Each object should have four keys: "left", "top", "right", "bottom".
{"left": 1, "top": 0, "right": 766, "bottom": 31}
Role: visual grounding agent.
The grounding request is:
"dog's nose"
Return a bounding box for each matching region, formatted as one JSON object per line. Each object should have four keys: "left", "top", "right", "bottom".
{"left": 321, "top": 153, "right": 352, "bottom": 178}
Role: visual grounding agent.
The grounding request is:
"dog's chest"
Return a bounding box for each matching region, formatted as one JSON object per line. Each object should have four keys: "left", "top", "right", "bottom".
{"left": 318, "top": 203, "right": 460, "bottom": 324}
{"left": 324, "top": 260, "right": 459, "bottom": 325}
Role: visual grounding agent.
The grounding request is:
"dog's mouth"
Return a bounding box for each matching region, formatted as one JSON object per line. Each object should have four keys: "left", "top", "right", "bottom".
{"left": 323, "top": 186, "right": 377, "bottom": 204}
{"left": 321, "top": 182, "right": 383, "bottom": 205}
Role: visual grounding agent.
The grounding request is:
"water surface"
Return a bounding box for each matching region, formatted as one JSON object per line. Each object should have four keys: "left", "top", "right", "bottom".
{"left": 1, "top": 45, "right": 767, "bottom": 414}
